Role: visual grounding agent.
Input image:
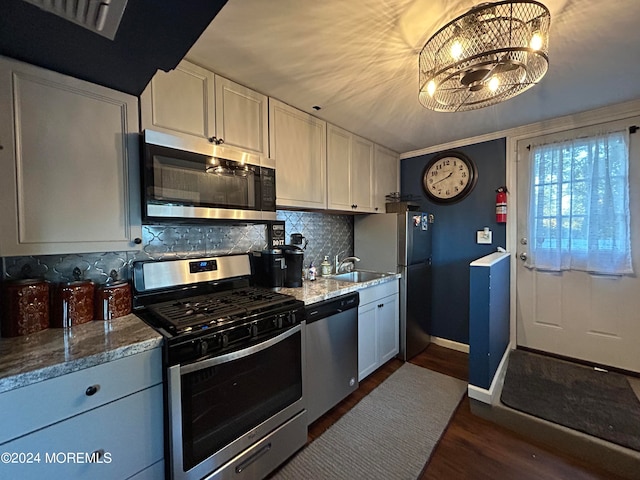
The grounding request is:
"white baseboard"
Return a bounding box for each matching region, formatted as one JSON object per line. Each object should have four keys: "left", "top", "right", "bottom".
{"left": 467, "top": 345, "right": 512, "bottom": 404}
{"left": 430, "top": 336, "right": 470, "bottom": 353}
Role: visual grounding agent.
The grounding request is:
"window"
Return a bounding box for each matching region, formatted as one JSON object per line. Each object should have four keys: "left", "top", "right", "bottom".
{"left": 527, "top": 129, "right": 633, "bottom": 275}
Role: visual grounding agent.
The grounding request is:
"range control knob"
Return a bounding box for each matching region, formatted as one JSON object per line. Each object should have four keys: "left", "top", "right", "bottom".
{"left": 195, "top": 339, "right": 209, "bottom": 356}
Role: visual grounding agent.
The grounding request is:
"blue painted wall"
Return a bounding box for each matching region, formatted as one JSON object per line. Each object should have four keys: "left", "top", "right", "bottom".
{"left": 400, "top": 138, "right": 507, "bottom": 344}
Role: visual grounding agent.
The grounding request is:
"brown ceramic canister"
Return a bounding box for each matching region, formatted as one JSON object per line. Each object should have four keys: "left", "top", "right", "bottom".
{"left": 50, "top": 280, "right": 95, "bottom": 328}
{"left": 0, "top": 279, "right": 50, "bottom": 337}
{"left": 94, "top": 281, "right": 132, "bottom": 320}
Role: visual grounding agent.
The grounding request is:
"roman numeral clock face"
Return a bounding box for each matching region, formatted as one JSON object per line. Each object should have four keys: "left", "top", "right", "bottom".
{"left": 421, "top": 151, "right": 477, "bottom": 204}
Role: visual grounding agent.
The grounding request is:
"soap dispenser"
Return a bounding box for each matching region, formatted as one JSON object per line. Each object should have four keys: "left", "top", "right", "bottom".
{"left": 320, "top": 256, "right": 332, "bottom": 276}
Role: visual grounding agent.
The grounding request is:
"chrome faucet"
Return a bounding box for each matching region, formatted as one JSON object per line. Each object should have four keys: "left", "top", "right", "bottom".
{"left": 336, "top": 255, "right": 361, "bottom": 274}
{"left": 334, "top": 250, "right": 346, "bottom": 274}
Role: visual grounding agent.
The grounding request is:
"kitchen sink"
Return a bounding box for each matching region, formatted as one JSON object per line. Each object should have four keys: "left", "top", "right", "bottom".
{"left": 332, "top": 270, "right": 390, "bottom": 283}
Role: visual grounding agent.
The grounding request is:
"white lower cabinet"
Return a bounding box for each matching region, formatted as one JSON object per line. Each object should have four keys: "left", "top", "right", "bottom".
{"left": 0, "top": 348, "right": 164, "bottom": 480}
{"left": 127, "top": 460, "right": 165, "bottom": 480}
{"left": 358, "top": 281, "right": 400, "bottom": 381}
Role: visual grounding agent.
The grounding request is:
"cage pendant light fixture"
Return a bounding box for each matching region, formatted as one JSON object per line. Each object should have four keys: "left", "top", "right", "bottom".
{"left": 419, "top": 1, "right": 550, "bottom": 112}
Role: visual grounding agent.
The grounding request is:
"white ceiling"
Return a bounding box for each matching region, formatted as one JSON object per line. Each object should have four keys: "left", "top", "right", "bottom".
{"left": 186, "top": 0, "right": 640, "bottom": 155}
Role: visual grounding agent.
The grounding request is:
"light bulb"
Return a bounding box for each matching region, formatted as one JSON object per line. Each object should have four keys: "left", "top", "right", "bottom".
{"left": 530, "top": 32, "right": 543, "bottom": 50}
{"left": 427, "top": 80, "right": 437, "bottom": 97}
{"left": 488, "top": 76, "right": 500, "bottom": 92}
{"left": 450, "top": 40, "right": 463, "bottom": 61}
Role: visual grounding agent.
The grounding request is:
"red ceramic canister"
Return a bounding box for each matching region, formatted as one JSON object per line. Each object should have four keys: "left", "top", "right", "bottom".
{"left": 50, "top": 281, "right": 95, "bottom": 328}
{"left": 0, "top": 279, "right": 50, "bottom": 337}
{"left": 94, "top": 281, "right": 132, "bottom": 320}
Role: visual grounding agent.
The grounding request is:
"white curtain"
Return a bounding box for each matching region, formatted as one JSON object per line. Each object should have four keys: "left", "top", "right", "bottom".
{"left": 526, "top": 129, "right": 633, "bottom": 275}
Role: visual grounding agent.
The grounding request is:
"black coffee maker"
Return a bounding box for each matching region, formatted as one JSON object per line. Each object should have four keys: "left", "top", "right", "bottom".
{"left": 282, "top": 245, "right": 304, "bottom": 287}
{"left": 251, "top": 249, "right": 285, "bottom": 288}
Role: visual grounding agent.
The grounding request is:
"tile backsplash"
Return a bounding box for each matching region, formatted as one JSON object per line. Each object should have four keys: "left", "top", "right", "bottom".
{"left": 139, "top": 223, "right": 268, "bottom": 261}
{"left": 1, "top": 210, "right": 355, "bottom": 283}
{"left": 277, "top": 211, "right": 353, "bottom": 271}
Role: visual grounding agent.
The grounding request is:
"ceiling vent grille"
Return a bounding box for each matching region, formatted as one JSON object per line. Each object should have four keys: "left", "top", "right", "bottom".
{"left": 21, "top": 0, "right": 129, "bottom": 40}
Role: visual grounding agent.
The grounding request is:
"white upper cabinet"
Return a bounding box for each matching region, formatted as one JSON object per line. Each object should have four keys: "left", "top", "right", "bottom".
{"left": 269, "top": 99, "right": 327, "bottom": 209}
{"left": 141, "top": 60, "right": 269, "bottom": 165}
{"left": 327, "top": 124, "right": 352, "bottom": 210}
{"left": 373, "top": 144, "right": 400, "bottom": 212}
{"left": 327, "top": 124, "right": 375, "bottom": 213}
{"left": 215, "top": 76, "right": 271, "bottom": 167}
{"left": 351, "top": 135, "right": 375, "bottom": 211}
{"left": 141, "top": 60, "right": 215, "bottom": 141}
{"left": 0, "top": 56, "right": 142, "bottom": 256}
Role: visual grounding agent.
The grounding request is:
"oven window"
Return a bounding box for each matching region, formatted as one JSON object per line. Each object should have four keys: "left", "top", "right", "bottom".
{"left": 180, "top": 330, "right": 302, "bottom": 471}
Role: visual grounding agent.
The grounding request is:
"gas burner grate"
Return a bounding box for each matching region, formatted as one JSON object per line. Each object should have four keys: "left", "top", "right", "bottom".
{"left": 147, "top": 287, "right": 296, "bottom": 333}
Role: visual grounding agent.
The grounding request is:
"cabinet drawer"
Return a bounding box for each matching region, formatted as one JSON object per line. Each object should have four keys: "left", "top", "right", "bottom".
{"left": 127, "top": 460, "right": 164, "bottom": 480}
{"left": 0, "top": 383, "right": 164, "bottom": 480}
{"left": 0, "top": 348, "right": 162, "bottom": 444}
{"left": 358, "top": 280, "right": 399, "bottom": 305}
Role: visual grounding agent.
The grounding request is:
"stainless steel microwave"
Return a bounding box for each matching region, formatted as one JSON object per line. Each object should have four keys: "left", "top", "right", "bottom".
{"left": 142, "top": 131, "right": 276, "bottom": 222}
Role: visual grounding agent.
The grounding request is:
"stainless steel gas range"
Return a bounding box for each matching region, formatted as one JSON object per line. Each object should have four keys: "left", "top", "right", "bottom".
{"left": 132, "top": 254, "right": 307, "bottom": 480}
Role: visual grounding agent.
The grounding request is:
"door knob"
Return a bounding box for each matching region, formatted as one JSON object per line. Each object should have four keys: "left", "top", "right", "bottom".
{"left": 519, "top": 252, "right": 527, "bottom": 261}
{"left": 520, "top": 237, "right": 528, "bottom": 245}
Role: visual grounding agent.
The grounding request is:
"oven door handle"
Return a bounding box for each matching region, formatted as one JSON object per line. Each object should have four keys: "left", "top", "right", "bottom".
{"left": 180, "top": 323, "right": 302, "bottom": 375}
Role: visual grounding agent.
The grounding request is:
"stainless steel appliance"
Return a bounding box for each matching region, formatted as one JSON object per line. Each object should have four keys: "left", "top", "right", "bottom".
{"left": 354, "top": 212, "right": 433, "bottom": 361}
{"left": 304, "top": 293, "right": 359, "bottom": 424}
{"left": 132, "top": 254, "right": 306, "bottom": 480}
{"left": 142, "top": 130, "right": 276, "bottom": 222}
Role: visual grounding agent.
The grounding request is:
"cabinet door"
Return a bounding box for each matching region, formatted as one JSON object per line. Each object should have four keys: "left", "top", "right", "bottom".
{"left": 358, "top": 302, "right": 378, "bottom": 381}
{"left": 1, "top": 384, "right": 164, "bottom": 480}
{"left": 377, "top": 294, "right": 400, "bottom": 364}
{"left": 351, "top": 135, "right": 374, "bottom": 212}
{"left": 373, "top": 144, "right": 399, "bottom": 212}
{"left": 269, "top": 99, "right": 326, "bottom": 209}
{"left": 0, "top": 57, "right": 141, "bottom": 256}
{"left": 140, "top": 60, "right": 215, "bottom": 141}
{"left": 0, "top": 348, "right": 162, "bottom": 445}
{"left": 327, "top": 124, "right": 352, "bottom": 210}
{"left": 215, "top": 75, "right": 270, "bottom": 166}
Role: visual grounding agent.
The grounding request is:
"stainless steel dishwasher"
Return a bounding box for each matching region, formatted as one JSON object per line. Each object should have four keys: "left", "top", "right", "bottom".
{"left": 305, "top": 292, "right": 359, "bottom": 425}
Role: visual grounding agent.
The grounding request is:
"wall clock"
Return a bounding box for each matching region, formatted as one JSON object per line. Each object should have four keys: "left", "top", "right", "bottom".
{"left": 421, "top": 151, "right": 477, "bottom": 204}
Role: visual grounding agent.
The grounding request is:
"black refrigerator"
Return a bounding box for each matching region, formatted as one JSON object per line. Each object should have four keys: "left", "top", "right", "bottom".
{"left": 354, "top": 211, "right": 433, "bottom": 361}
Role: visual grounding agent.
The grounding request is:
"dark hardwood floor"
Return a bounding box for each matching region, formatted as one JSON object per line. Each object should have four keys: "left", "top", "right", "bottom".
{"left": 307, "top": 343, "right": 626, "bottom": 479}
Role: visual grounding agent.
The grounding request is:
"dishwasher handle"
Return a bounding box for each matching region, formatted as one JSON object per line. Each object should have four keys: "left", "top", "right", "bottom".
{"left": 305, "top": 292, "right": 359, "bottom": 324}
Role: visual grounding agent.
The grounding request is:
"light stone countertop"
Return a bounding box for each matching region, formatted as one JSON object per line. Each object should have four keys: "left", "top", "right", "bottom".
{"left": 277, "top": 273, "right": 402, "bottom": 305}
{"left": 0, "top": 313, "right": 162, "bottom": 394}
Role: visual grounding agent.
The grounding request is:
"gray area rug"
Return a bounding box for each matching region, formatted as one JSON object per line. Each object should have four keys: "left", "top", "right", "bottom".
{"left": 273, "top": 363, "right": 466, "bottom": 480}
{"left": 501, "top": 349, "right": 640, "bottom": 451}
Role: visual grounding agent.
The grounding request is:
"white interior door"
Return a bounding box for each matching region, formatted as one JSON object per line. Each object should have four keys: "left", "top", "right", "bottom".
{"left": 516, "top": 117, "right": 640, "bottom": 373}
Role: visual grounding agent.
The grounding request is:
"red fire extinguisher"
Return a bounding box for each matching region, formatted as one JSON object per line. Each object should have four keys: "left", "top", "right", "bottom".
{"left": 496, "top": 186, "right": 508, "bottom": 223}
